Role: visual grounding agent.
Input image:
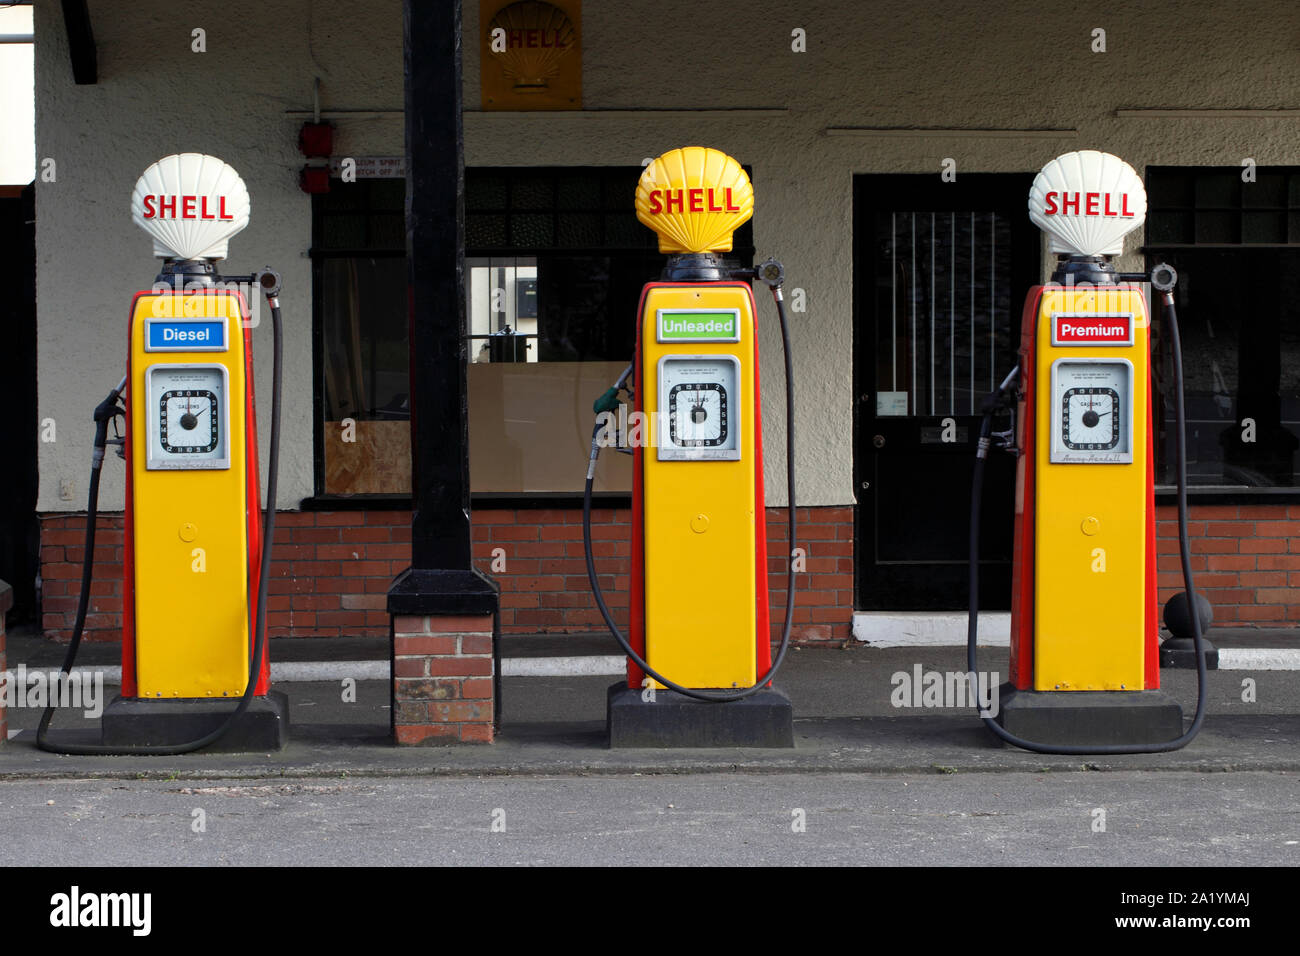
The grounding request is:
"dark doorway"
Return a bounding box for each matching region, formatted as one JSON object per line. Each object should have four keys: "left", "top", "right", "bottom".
{"left": 0, "top": 184, "right": 38, "bottom": 622}
{"left": 853, "top": 174, "right": 1038, "bottom": 610}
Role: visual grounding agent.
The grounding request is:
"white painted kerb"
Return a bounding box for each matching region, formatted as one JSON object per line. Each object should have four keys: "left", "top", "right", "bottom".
{"left": 853, "top": 612, "right": 1011, "bottom": 647}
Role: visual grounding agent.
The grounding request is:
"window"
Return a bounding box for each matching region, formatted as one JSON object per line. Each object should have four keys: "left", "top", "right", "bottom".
{"left": 1146, "top": 167, "right": 1300, "bottom": 490}
{"left": 312, "top": 167, "right": 754, "bottom": 498}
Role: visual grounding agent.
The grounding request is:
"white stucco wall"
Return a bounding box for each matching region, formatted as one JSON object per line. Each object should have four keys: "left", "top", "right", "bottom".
{"left": 34, "top": 0, "right": 1300, "bottom": 512}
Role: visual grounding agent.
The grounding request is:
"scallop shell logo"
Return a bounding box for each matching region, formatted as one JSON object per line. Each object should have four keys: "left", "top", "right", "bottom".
{"left": 1028, "top": 150, "right": 1147, "bottom": 258}
{"left": 489, "top": 1, "right": 576, "bottom": 93}
{"left": 635, "top": 147, "right": 754, "bottom": 255}
{"left": 131, "top": 153, "right": 250, "bottom": 261}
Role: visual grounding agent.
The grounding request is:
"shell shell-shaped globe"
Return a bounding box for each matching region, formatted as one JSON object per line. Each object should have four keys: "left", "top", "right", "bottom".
{"left": 1028, "top": 150, "right": 1147, "bottom": 258}
{"left": 131, "top": 153, "right": 250, "bottom": 261}
{"left": 489, "top": 1, "right": 577, "bottom": 92}
{"left": 635, "top": 147, "right": 754, "bottom": 254}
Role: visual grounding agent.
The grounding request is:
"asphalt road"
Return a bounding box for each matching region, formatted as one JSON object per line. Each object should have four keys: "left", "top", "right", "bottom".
{"left": 1, "top": 770, "right": 1296, "bottom": 867}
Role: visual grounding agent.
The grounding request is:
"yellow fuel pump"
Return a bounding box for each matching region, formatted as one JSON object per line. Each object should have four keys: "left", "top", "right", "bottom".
{"left": 967, "top": 150, "right": 1208, "bottom": 753}
{"left": 585, "top": 147, "right": 797, "bottom": 748}
{"left": 38, "top": 153, "right": 287, "bottom": 754}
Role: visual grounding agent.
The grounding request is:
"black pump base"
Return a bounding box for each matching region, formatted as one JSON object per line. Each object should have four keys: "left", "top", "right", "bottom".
{"left": 994, "top": 684, "right": 1183, "bottom": 748}
{"left": 101, "top": 690, "right": 290, "bottom": 752}
{"left": 606, "top": 683, "right": 794, "bottom": 748}
{"left": 1159, "top": 637, "right": 1218, "bottom": 670}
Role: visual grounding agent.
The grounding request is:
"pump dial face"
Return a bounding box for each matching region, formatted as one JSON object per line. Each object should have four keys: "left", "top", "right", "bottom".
{"left": 146, "top": 365, "right": 231, "bottom": 470}
{"left": 1049, "top": 359, "right": 1133, "bottom": 464}
{"left": 657, "top": 355, "right": 741, "bottom": 461}
{"left": 1062, "top": 387, "right": 1119, "bottom": 450}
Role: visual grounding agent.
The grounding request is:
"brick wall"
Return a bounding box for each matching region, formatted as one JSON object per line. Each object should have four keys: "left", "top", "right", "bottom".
{"left": 1155, "top": 504, "right": 1300, "bottom": 625}
{"left": 38, "top": 505, "right": 856, "bottom": 644}
{"left": 38, "top": 501, "right": 1296, "bottom": 643}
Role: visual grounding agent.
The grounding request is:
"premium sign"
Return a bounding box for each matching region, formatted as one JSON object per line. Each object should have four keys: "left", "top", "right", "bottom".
{"left": 1052, "top": 313, "right": 1133, "bottom": 346}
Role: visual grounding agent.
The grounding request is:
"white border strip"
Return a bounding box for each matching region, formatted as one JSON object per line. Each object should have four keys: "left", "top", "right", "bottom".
{"left": 54, "top": 657, "right": 631, "bottom": 683}
{"left": 853, "top": 611, "right": 1011, "bottom": 647}
{"left": 1217, "top": 648, "right": 1300, "bottom": 671}
{"left": 501, "top": 655, "right": 625, "bottom": 677}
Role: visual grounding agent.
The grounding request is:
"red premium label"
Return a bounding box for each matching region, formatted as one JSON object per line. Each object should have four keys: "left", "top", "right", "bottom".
{"left": 1053, "top": 314, "right": 1132, "bottom": 345}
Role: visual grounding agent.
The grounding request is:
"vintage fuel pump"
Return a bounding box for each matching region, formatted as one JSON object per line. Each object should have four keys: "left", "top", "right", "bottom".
{"left": 39, "top": 153, "right": 287, "bottom": 754}
{"left": 585, "top": 147, "right": 797, "bottom": 747}
{"left": 967, "top": 150, "right": 1208, "bottom": 753}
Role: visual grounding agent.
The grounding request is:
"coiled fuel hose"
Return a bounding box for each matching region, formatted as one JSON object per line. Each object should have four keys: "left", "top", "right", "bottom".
{"left": 583, "top": 264, "right": 797, "bottom": 701}
{"left": 37, "top": 277, "right": 283, "bottom": 755}
{"left": 967, "top": 265, "right": 1208, "bottom": 753}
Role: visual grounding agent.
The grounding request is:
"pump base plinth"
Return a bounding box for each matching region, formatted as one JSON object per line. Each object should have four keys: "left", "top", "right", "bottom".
{"left": 1159, "top": 637, "right": 1219, "bottom": 670}
{"left": 606, "top": 683, "right": 793, "bottom": 748}
{"left": 994, "top": 684, "right": 1183, "bottom": 748}
{"left": 101, "top": 690, "right": 289, "bottom": 752}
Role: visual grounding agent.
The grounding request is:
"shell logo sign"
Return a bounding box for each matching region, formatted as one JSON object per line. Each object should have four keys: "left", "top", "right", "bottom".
{"left": 635, "top": 147, "right": 754, "bottom": 255}
{"left": 481, "top": 0, "right": 582, "bottom": 110}
{"left": 131, "top": 153, "right": 250, "bottom": 261}
{"left": 1028, "top": 150, "right": 1147, "bottom": 258}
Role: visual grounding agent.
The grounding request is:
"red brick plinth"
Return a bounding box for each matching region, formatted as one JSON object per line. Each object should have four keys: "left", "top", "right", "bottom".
{"left": 392, "top": 614, "right": 494, "bottom": 744}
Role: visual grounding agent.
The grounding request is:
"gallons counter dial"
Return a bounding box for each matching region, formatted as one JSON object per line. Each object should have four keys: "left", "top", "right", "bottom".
{"left": 1048, "top": 358, "right": 1133, "bottom": 464}
{"left": 657, "top": 355, "right": 741, "bottom": 461}
{"left": 145, "top": 364, "right": 231, "bottom": 470}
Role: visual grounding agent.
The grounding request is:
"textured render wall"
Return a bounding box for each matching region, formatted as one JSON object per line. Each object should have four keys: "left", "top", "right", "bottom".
{"left": 33, "top": 1, "right": 403, "bottom": 513}
{"left": 35, "top": 1, "right": 1300, "bottom": 514}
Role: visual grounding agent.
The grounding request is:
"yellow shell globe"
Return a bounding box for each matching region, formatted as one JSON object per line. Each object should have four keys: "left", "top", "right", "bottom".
{"left": 635, "top": 147, "right": 754, "bottom": 254}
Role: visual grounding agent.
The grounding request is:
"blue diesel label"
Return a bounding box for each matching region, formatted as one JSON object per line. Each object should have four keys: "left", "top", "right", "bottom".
{"left": 146, "top": 319, "right": 227, "bottom": 351}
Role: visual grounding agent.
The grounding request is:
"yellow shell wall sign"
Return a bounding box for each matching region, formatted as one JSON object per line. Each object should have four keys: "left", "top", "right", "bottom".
{"left": 635, "top": 147, "right": 754, "bottom": 254}
{"left": 481, "top": 0, "right": 582, "bottom": 110}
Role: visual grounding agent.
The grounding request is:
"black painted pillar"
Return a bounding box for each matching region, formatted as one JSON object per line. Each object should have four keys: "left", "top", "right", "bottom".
{"left": 388, "top": 0, "right": 498, "bottom": 617}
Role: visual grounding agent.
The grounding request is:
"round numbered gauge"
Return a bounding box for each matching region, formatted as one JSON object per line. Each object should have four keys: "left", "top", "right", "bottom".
{"left": 1050, "top": 359, "right": 1132, "bottom": 464}
{"left": 1062, "top": 386, "right": 1119, "bottom": 450}
{"left": 658, "top": 355, "right": 740, "bottom": 460}
{"left": 146, "top": 365, "right": 230, "bottom": 470}
{"left": 669, "top": 382, "right": 727, "bottom": 447}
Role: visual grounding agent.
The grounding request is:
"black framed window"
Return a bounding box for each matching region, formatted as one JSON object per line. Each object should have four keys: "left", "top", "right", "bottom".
{"left": 1146, "top": 167, "right": 1300, "bottom": 491}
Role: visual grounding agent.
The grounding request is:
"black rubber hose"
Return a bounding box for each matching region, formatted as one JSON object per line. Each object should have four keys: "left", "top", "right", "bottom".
{"left": 583, "top": 285, "right": 797, "bottom": 701}
{"left": 967, "top": 288, "right": 1208, "bottom": 754}
{"left": 37, "top": 299, "right": 283, "bottom": 755}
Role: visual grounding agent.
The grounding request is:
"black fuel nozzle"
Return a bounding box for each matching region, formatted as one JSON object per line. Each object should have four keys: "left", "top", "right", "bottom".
{"left": 977, "top": 367, "right": 1021, "bottom": 459}
{"left": 979, "top": 366, "right": 1021, "bottom": 414}
{"left": 91, "top": 376, "right": 128, "bottom": 469}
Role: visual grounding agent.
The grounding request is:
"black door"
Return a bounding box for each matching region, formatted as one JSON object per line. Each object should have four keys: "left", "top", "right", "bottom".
{"left": 853, "top": 174, "right": 1038, "bottom": 610}
{"left": 0, "top": 185, "right": 38, "bottom": 621}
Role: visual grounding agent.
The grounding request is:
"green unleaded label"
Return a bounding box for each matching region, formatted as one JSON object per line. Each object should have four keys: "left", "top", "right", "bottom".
{"left": 657, "top": 309, "right": 739, "bottom": 341}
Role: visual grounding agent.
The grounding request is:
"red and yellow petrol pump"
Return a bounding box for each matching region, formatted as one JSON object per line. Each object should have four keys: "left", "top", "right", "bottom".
{"left": 584, "top": 147, "right": 797, "bottom": 748}
{"left": 39, "top": 153, "right": 287, "bottom": 754}
{"left": 968, "top": 150, "right": 1208, "bottom": 753}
